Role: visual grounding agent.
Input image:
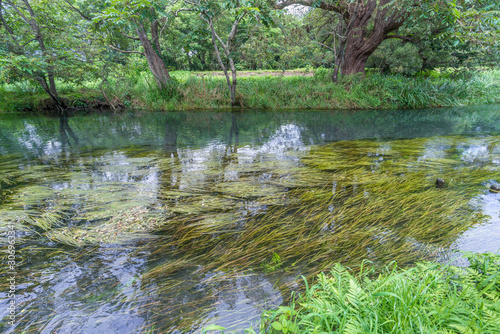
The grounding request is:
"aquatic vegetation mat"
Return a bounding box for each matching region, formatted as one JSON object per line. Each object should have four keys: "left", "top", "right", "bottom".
{"left": 2, "top": 133, "right": 500, "bottom": 332}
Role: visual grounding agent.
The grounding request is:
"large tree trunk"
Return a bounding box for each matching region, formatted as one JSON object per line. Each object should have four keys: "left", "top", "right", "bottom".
{"left": 207, "top": 17, "right": 238, "bottom": 106}
{"left": 144, "top": 48, "right": 171, "bottom": 88}
{"left": 342, "top": 55, "right": 368, "bottom": 76}
{"left": 276, "top": 0, "right": 406, "bottom": 80}
{"left": 340, "top": 0, "right": 404, "bottom": 77}
{"left": 5, "top": 0, "right": 67, "bottom": 110}
{"left": 36, "top": 76, "right": 67, "bottom": 110}
{"left": 135, "top": 21, "right": 170, "bottom": 88}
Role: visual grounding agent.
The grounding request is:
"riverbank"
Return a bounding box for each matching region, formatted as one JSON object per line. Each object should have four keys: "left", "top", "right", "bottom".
{"left": 230, "top": 252, "right": 500, "bottom": 334}
{"left": 1, "top": 69, "right": 499, "bottom": 112}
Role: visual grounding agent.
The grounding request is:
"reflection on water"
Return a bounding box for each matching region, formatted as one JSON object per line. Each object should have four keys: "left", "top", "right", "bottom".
{"left": 455, "top": 193, "right": 500, "bottom": 253}
{"left": 1, "top": 106, "right": 500, "bottom": 333}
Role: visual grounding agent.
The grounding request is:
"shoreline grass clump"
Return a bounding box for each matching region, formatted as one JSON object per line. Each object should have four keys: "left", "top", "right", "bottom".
{"left": 1, "top": 69, "right": 499, "bottom": 112}
{"left": 255, "top": 252, "right": 500, "bottom": 334}
{"left": 97, "top": 68, "right": 500, "bottom": 111}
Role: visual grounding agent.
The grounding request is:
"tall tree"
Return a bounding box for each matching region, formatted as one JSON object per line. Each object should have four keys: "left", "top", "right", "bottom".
{"left": 1, "top": 0, "right": 66, "bottom": 109}
{"left": 0, "top": 0, "right": 102, "bottom": 111}
{"left": 92, "top": 0, "right": 195, "bottom": 88}
{"left": 276, "top": 0, "right": 407, "bottom": 81}
{"left": 275, "top": 0, "right": 499, "bottom": 80}
{"left": 187, "top": 0, "right": 274, "bottom": 105}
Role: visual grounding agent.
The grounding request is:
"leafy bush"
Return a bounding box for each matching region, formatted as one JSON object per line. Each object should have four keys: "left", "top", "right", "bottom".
{"left": 368, "top": 39, "right": 423, "bottom": 76}
{"left": 258, "top": 252, "right": 500, "bottom": 334}
{"left": 312, "top": 67, "right": 331, "bottom": 81}
{"left": 261, "top": 252, "right": 283, "bottom": 273}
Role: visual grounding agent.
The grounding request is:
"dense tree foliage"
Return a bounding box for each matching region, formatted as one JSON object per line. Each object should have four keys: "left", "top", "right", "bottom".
{"left": 1, "top": 0, "right": 498, "bottom": 106}
{"left": 185, "top": 0, "right": 275, "bottom": 105}
{"left": 0, "top": 0, "right": 101, "bottom": 109}
{"left": 91, "top": 0, "right": 193, "bottom": 88}
{"left": 275, "top": 0, "right": 500, "bottom": 80}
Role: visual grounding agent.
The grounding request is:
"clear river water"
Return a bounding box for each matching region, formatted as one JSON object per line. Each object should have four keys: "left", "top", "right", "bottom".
{"left": 1, "top": 106, "right": 500, "bottom": 333}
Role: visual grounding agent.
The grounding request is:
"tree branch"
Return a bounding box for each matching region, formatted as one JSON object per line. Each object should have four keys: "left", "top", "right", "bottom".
{"left": 207, "top": 17, "right": 231, "bottom": 86}
{"left": 312, "top": 40, "right": 336, "bottom": 52}
{"left": 204, "top": 15, "right": 228, "bottom": 51}
{"left": 228, "top": 12, "right": 247, "bottom": 43}
{"left": 108, "top": 44, "right": 145, "bottom": 56}
{"left": 20, "top": 38, "right": 36, "bottom": 48}
{"left": 385, "top": 34, "right": 418, "bottom": 45}
{"left": 274, "top": 0, "right": 347, "bottom": 14}
{"left": 119, "top": 31, "right": 140, "bottom": 41}
{"left": 4, "top": 0, "right": 31, "bottom": 28}
{"left": 174, "top": 8, "right": 196, "bottom": 16}
{"left": 63, "top": 0, "right": 92, "bottom": 21}
{"left": 0, "top": 1, "right": 23, "bottom": 52}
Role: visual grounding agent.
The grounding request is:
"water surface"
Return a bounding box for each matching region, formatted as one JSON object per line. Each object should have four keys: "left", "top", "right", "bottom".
{"left": 1, "top": 106, "right": 500, "bottom": 333}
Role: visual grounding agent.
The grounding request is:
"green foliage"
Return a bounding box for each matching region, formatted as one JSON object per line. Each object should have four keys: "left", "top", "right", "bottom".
{"left": 162, "top": 8, "right": 215, "bottom": 71}
{"left": 0, "top": 0, "right": 102, "bottom": 81}
{"left": 380, "top": 0, "right": 500, "bottom": 72}
{"left": 261, "top": 252, "right": 283, "bottom": 273}
{"left": 202, "top": 324, "right": 227, "bottom": 333}
{"left": 0, "top": 81, "right": 104, "bottom": 112}
{"left": 1, "top": 0, "right": 498, "bottom": 97}
{"left": 2, "top": 69, "right": 500, "bottom": 111}
{"left": 0, "top": 54, "right": 46, "bottom": 82}
{"left": 312, "top": 67, "right": 331, "bottom": 81}
{"left": 259, "top": 252, "right": 500, "bottom": 334}
{"left": 0, "top": 0, "right": 107, "bottom": 108}
{"left": 368, "top": 40, "right": 423, "bottom": 76}
{"left": 93, "top": 0, "right": 175, "bottom": 25}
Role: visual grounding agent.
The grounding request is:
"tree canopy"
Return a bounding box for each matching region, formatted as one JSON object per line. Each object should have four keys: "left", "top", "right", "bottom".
{"left": 1, "top": 0, "right": 498, "bottom": 107}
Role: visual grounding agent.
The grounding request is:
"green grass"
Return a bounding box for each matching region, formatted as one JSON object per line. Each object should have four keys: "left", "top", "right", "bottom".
{"left": 1, "top": 69, "right": 499, "bottom": 112}
{"left": 0, "top": 81, "right": 105, "bottom": 112}
{"left": 256, "top": 252, "right": 500, "bottom": 334}
{"left": 205, "top": 252, "right": 499, "bottom": 334}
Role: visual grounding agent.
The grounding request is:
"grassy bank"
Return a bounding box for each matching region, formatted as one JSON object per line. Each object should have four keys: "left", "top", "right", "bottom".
{"left": 1, "top": 69, "right": 499, "bottom": 112}
{"left": 207, "top": 252, "right": 500, "bottom": 333}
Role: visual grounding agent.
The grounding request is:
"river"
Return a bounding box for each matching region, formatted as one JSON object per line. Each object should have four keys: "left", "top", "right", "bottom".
{"left": 1, "top": 106, "right": 500, "bottom": 333}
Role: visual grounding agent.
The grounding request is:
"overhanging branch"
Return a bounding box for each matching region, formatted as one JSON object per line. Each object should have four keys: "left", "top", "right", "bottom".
{"left": 108, "top": 44, "right": 145, "bottom": 56}
{"left": 120, "top": 32, "right": 140, "bottom": 41}
{"left": 312, "top": 40, "right": 336, "bottom": 52}
{"left": 385, "top": 34, "right": 419, "bottom": 45}
{"left": 274, "top": 0, "right": 347, "bottom": 14}
{"left": 63, "top": 0, "right": 92, "bottom": 21}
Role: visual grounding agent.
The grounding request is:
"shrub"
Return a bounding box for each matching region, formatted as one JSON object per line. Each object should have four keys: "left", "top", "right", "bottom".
{"left": 259, "top": 252, "right": 500, "bottom": 334}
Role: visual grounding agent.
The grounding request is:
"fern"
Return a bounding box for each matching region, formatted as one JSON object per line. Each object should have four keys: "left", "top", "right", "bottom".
{"left": 259, "top": 253, "right": 500, "bottom": 334}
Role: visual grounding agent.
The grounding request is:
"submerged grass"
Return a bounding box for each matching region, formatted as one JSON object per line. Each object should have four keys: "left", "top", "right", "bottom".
{"left": 3, "top": 135, "right": 498, "bottom": 266}
{"left": 2, "top": 134, "right": 500, "bottom": 332}
{"left": 1, "top": 69, "right": 499, "bottom": 112}
{"left": 254, "top": 252, "right": 500, "bottom": 334}
{"left": 45, "top": 206, "right": 162, "bottom": 246}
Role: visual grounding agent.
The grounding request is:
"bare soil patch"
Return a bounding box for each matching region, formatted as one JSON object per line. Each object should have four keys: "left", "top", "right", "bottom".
{"left": 195, "top": 71, "right": 314, "bottom": 78}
